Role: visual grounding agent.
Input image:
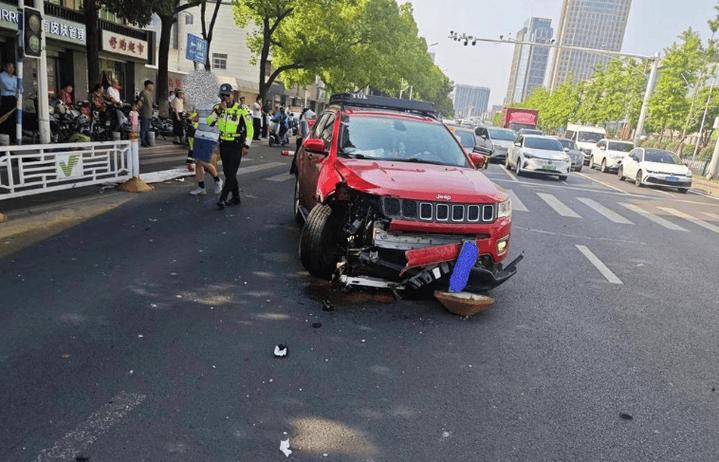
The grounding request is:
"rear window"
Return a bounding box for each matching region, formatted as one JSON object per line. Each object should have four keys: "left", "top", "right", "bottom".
{"left": 524, "top": 137, "right": 563, "bottom": 151}
{"left": 488, "top": 128, "right": 516, "bottom": 141}
{"left": 557, "top": 139, "right": 577, "bottom": 150}
{"left": 608, "top": 141, "right": 634, "bottom": 152}
{"left": 644, "top": 149, "right": 682, "bottom": 164}
{"left": 454, "top": 130, "right": 475, "bottom": 149}
{"left": 578, "top": 131, "right": 603, "bottom": 142}
{"left": 338, "top": 116, "right": 470, "bottom": 168}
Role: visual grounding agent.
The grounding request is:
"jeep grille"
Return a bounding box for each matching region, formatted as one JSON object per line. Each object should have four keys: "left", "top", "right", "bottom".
{"left": 382, "top": 198, "right": 495, "bottom": 224}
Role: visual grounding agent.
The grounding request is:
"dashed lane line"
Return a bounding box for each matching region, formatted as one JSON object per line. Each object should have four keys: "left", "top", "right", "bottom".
{"left": 265, "top": 172, "right": 294, "bottom": 182}
{"left": 577, "top": 197, "right": 633, "bottom": 224}
{"left": 498, "top": 165, "right": 518, "bottom": 182}
{"left": 657, "top": 207, "right": 719, "bottom": 235}
{"left": 702, "top": 211, "right": 719, "bottom": 220}
{"left": 503, "top": 189, "right": 528, "bottom": 212}
{"left": 237, "top": 162, "right": 285, "bottom": 175}
{"left": 575, "top": 245, "right": 624, "bottom": 285}
{"left": 619, "top": 202, "right": 689, "bottom": 232}
{"left": 536, "top": 192, "right": 582, "bottom": 218}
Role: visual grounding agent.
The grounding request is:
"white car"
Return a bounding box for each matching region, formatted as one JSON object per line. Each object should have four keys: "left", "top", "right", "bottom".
{"left": 589, "top": 139, "right": 634, "bottom": 172}
{"left": 506, "top": 135, "right": 572, "bottom": 180}
{"left": 619, "top": 147, "right": 693, "bottom": 193}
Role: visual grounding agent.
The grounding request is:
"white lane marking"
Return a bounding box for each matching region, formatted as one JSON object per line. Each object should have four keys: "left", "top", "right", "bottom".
{"left": 238, "top": 162, "right": 284, "bottom": 175}
{"left": 702, "top": 211, "right": 719, "bottom": 220}
{"left": 514, "top": 225, "right": 646, "bottom": 245}
{"left": 265, "top": 172, "right": 294, "bottom": 182}
{"left": 577, "top": 197, "right": 633, "bottom": 224}
{"left": 536, "top": 192, "right": 581, "bottom": 218}
{"left": 34, "top": 391, "right": 146, "bottom": 462}
{"left": 504, "top": 189, "right": 528, "bottom": 212}
{"left": 657, "top": 207, "right": 719, "bottom": 235}
{"left": 575, "top": 245, "right": 623, "bottom": 285}
{"left": 490, "top": 177, "right": 647, "bottom": 197}
{"left": 576, "top": 172, "right": 628, "bottom": 193}
{"left": 499, "top": 165, "right": 518, "bottom": 182}
{"left": 619, "top": 202, "right": 689, "bottom": 232}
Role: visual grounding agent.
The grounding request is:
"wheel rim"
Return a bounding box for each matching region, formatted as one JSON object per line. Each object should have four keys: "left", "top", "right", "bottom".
{"left": 294, "top": 178, "right": 300, "bottom": 215}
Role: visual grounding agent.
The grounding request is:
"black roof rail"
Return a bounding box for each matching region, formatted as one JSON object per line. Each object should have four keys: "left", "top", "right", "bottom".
{"left": 329, "top": 93, "right": 438, "bottom": 118}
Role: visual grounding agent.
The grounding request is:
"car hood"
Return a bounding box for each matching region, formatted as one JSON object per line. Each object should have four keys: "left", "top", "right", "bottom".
{"left": 640, "top": 161, "right": 691, "bottom": 175}
{"left": 492, "top": 139, "right": 514, "bottom": 149}
{"left": 606, "top": 149, "right": 630, "bottom": 158}
{"left": 335, "top": 158, "right": 506, "bottom": 203}
{"left": 523, "top": 148, "right": 568, "bottom": 160}
{"left": 576, "top": 142, "right": 596, "bottom": 151}
{"left": 567, "top": 149, "right": 583, "bottom": 159}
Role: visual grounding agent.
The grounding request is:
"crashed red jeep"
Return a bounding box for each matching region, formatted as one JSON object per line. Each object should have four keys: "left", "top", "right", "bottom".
{"left": 293, "top": 93, "right": 521, "bottom": 293}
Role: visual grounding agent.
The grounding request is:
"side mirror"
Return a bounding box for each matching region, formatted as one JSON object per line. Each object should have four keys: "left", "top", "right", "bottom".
{"left": 514, "top": 141, "right": 521, "bottom": 147}
{"left": 563, "top": 147, "right": 570, "bottom": 153}
{"left": 599, "top": 146, "right": 606, "bottom": 151}
{"left": 468, "top": 151, "right": 487, "bottom": 169}
{"left": 303, "top": 137, "right": 326, "bottom": 154}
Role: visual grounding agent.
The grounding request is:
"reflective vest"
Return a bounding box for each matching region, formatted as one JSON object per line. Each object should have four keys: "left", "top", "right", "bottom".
{"left": 206, "top": 103, "right": 253, "bottom": 142}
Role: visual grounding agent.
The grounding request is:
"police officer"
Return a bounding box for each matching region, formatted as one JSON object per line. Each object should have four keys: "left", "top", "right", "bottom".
{"left": 207, "top": 84, "right": 254, "bottom": 209}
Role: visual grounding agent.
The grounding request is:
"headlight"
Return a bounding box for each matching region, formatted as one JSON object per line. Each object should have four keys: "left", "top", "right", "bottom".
{"left": 497, "top": 199, "right": 511, "bottom": 218}
{"left": 686, "top": 170, "right": 693, "bottom": 177}
{"left": 522, "top": 152, "right": 535, "bottom": 159}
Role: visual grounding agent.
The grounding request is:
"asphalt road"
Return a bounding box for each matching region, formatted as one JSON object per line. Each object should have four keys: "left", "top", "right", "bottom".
{"left": 1, "top": 145, "right": 719, "bottom": 461}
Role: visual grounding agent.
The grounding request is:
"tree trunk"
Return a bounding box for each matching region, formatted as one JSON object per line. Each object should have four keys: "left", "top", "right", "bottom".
{"left": 157, "top": 14, "right": 174, "bottom": 118}
{"left": 258, "top": 16, "right": 271, "bottom": 100}
{"left": 84, "top": 0, "right": 100, "bottom": 90}
{"left": 202, "top": 0, "right": 221, "bottom": 71}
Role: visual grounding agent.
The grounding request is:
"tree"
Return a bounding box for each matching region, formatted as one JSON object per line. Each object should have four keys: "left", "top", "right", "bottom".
{"left": 200, "top": 0, "right": 223, "bottom": 70}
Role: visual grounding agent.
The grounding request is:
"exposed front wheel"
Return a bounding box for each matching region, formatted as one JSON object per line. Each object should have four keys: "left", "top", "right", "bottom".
{"left": 299, "top": 204, "right": 343, "bottom": 279}
{"left": 635, "top": 171, "right": 643, "bottom": 187}
{"left": 505, "top": 155, "right": 512, "bottom": 171}
{"left": 617, "top": 166, "right": 624, "bottom": 181}
{"left": 678, "top": 188, "right": 689, "bottom": 193}
{"left": 515, "top": 157, "right": 523, "bottom": 176}
{"left": 559, "top": 175, "right": 568, "bottom": 181}
{"left": 293, "top": 176, "right": 303, "bottom": 225}
{"left": 589, "top": 157, "right": 595, "bottom": 169}
{"left": 600, "top": 159, "right": 607, "bottom": 173}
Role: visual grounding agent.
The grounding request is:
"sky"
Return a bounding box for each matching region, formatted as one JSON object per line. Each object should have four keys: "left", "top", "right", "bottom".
{"left": 406, "top": 0, "right": 718, "bottom": 107}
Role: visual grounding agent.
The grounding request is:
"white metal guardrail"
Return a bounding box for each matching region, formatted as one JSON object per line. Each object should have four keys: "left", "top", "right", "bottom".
{"left": 684, "top": 158, "right": 710, "bottom": 176}
{"left": 0, "top": 141, "right": 133, "bottom": 200}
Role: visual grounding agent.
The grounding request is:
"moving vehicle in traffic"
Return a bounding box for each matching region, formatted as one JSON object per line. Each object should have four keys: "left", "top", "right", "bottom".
{"left": 506, "top": 135, "right": 572, "bottom": 180}
{"left": 483, "top": 127, "right": 516, "bottom": 163}
{"left": 501, "top": 107, "right": 539, "bottom": 131}
{"left": 517, "top": 128, "right": 544, "bottom": 137}
{"left": 618, "top": 147, "right": 693, "bottom": 193}
{"left": 447, "top": 124, "right": 492, "bottom": 164}
{"left": 589, "top": 139, "right": 634, "bottom": 173}
{"left": 565, "top": 124, "right": 607, "bottom": 163}
{"left": 293, "top": 93, "right": 521, "bottom": 294}
{"left": 555, "top": 138, "right": 584, "bottom": 172}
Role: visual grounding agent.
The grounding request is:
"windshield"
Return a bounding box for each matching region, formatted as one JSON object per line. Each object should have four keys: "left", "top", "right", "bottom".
{"left": 524, "top": 137, "right": 564, "bottom": 151}
{"left": 644, "top": 149, "right": 682, "bottom": 165}
{"left": 577, "top": 131, "right": 604, "bottom": 143}
{"left": 557, "top": 139, "right": 577, "bottom": 150}
{"left": 454, "top": 130, "right": 476, "bottom": 148}
{"left": 608, "top": 141, "right": 634, "bottom": 152}
{"left": 339, "top": 116, "right": 470, "bottom": 167}
{"left": 520, "top": 129, "right": 543, "bottom": 136}
{"left": 488, "top": 128, "right": 516, "bottom": 141}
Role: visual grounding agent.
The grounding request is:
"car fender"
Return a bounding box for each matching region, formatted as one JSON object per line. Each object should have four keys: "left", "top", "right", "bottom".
{"left": 314, "top": 163, "right": 345, "bottom": 203}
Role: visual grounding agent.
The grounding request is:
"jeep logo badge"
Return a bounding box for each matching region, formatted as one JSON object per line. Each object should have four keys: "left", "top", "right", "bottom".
{"left": 436, "top": 194, "right": 452, "bottom": 201}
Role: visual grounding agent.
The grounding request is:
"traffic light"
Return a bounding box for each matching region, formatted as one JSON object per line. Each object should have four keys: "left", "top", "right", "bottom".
{"left": 22, "top": 7, "right": 43, "bottom": 59}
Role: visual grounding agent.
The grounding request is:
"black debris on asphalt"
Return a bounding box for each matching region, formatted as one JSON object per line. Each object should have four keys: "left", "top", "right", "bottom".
{"left": 311, "top": 322, "right": 322, "bottom": 328}
{"left": 619, "top": 413, "right": 633, "bottom": 420}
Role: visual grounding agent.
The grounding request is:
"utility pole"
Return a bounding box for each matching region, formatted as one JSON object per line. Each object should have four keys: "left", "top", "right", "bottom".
{"left": 35, "top": 0, "right": 50, "bottom": 144}
{"left": 16, "top": 0, "right": 24, "bottom": 145}
{"left": 448, "top": 32, "right": 659, "bottom": 146}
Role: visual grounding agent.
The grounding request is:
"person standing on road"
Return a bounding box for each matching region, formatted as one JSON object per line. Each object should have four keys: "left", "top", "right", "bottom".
{"left": 0, "top": 63, "right": 18, "bottom": 140}
{"left": 291, "top": 108, "right": 315, "bottom": 174}
{"left": 172, "top": 88, "right": 186, "bottom": 144}
{"left": 206, "top": 83, "right": 253, "bottom": 209}
{"left": 138, "top": 80, "right": 154, "bottom": 147}
{"left": 187, "top": 110, "right": 223, "bottom": 196}
{"left": 251, "top": 96, "right": 262, "bottom": 141}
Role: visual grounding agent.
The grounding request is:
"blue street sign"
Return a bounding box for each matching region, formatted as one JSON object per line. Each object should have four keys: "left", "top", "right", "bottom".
{"left": 185, "top": 33, "right": 208, "bottom": 64}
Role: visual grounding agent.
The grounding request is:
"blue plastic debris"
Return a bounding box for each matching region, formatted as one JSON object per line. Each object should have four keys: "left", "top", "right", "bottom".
{"left": 448, "top": 241, "right": 479, "bottom": 293}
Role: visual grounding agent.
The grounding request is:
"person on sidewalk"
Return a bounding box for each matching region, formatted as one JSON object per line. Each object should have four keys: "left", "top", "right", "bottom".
{"left": 206, "top": 83, "right": 253, "bottom": 209}
{"left": 187, "top": 111, "right": 223, "bottom": 196}
{"left": 138, "top": 80, "right": 154, "bottom": 147}
{"left": 0, "top": 62, "right": 17, "bottom": 140}
{"left": 172, "top": 88, "right": 186, "bottom": 144}
{"left": 291, "top": 107, "right": 316, "bottom": 174}
{"left": 251, "top": 96, "right": 262, "bottom": 141}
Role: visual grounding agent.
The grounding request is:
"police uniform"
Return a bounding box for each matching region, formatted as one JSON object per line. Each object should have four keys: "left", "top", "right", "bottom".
{"left": 207, "top": 89, "right": 254, "bottom": 206}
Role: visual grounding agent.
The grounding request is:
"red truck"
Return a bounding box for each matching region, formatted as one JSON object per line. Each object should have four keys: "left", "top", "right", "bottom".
{"left": 293, "top": 93, "right": 522, "bottom": 294}
{"left": 502, "top": 108, "right": 539, "bottom": 131}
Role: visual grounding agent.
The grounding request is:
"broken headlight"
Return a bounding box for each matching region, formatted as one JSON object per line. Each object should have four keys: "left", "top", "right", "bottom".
{"left": 497, "top": 199, "right": 511, "bottom": 218}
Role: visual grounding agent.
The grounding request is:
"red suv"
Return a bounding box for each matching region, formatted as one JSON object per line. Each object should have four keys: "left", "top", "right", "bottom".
{"left": 293, "top": 93, "right": 521, "bottom": 292}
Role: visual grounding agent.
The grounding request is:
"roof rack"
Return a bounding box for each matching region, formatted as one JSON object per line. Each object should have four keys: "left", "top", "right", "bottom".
{"left": 329, "top": 93, "right": 438, "bottom": 118}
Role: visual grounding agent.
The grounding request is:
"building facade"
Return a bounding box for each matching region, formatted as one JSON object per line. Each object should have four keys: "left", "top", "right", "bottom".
{"left": 453, "top": 84, "right": 490, "bottom": 120}
{"left": 505, "top": 17, "right": 553, "bottom": 105}
{"left": 548, "top": 0, "right": 632, "bottom": 89}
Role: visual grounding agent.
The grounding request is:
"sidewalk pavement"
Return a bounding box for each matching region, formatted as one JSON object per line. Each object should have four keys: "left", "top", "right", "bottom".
{"left": 692, "top": 177, "right": 719, "bottom": 197}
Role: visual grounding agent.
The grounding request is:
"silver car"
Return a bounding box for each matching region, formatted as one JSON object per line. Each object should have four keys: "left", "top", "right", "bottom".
{"left": 555, "top": 138, "right": 584, "bottom": 172}
{"left": 485, "top": 127, "right": 517, "bottom": 163}
{"left": 506, "top": 135, "right": 572, "bottom": 180}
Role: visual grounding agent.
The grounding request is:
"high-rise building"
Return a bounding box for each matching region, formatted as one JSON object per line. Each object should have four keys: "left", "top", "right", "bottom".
{"left": 505, "top": 18, "right": 553, "bottom": 105}
{"left": 548, "top": 0, "right": 632, "bottom": 89}
{"left": 453, "top": 85, "right": 491, "bottom": 119}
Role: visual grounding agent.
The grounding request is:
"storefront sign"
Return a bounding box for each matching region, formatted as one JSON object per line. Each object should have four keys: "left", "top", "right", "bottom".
{"left": 0, "top": 4, "right": 86, "bottom": 45}
{"left": 101, "top": 30, "right": 148, "bottom": 61}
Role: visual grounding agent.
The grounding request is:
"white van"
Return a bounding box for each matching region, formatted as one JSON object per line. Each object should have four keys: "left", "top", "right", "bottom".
{"left": 565, "top": 124, "right": 607, "bottom": 164}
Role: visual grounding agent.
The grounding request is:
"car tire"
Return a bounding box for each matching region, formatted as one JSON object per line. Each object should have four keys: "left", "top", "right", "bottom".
{"left": 516, "top": 157, "right": 523, "bottom": 176}
{"left": 293, "top": 176, "right": 304, "bottom": 225}
{"left": 505, "top": 156, "right": 512, "bottom": 171}
{"left": 618, "top": 166, "right": 624, "bottom": 181}
{"left": 635, "top": 170, "right": 643, "bottom": 187}
{"left": 559, "top": 175, "right": 568, "bottom": 181}
{"left": 678, "top": 188, "right": 689, "bottom": 193}
{"left": 589, "top": 156, "right": 594, "bottom": 169}
{"left": 576, "top": 166, "right": 582, "bottom": 172}
{"left": 600, "top": 159, "right": 608, "bottom": 173}
{"left": 299, "top": 204, "right": 342, "bottom": 279}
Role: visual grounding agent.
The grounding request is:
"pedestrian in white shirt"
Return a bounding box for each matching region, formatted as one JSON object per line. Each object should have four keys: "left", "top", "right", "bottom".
{"left": 251, "top": 96, "right": 262, "bottom": 140}
{"left": 172, "top": 88, "right": 186, "bottom": 144}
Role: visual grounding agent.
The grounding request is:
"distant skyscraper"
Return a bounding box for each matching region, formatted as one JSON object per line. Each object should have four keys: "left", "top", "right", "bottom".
{"left": 453, "top": 85, "right": 490, "bottom": 119}
{"left": 548, "top": 0, "right": 632, "bottom": 89}
{"left": 505, "top": 17, "right": 553, "bottom": 105}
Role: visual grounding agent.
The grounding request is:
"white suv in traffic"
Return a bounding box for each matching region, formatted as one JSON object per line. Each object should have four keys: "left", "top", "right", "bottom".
{"left": 589, "top": 139, "right": 634, "bottom": 173}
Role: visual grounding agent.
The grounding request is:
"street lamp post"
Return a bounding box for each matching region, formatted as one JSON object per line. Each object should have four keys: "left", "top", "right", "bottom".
{"left": 448, "top": 32, "right": 659, "bottom": 144}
